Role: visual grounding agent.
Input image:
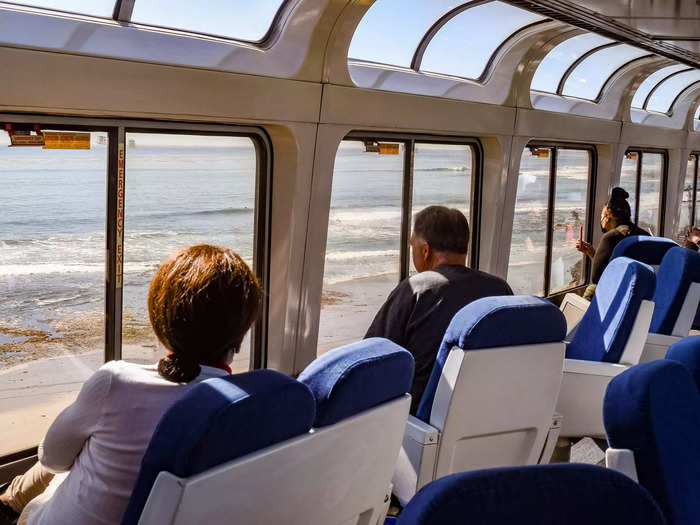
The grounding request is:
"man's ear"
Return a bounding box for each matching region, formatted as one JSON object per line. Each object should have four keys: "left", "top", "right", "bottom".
{"left": 422, "top": 242, "right": 431, "bottom": 262}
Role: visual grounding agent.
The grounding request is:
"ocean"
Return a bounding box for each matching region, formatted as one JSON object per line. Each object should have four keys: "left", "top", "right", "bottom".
{"left": 1, "top": 134, "right": 601, "bottom": 356}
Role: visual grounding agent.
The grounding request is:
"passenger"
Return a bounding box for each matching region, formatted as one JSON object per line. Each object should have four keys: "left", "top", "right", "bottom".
{"left": 365, "top": 206, "right": 512, "bottom": 414}
{"left": 0, "top": 244, "right": 262, "bottom": 525}
{"left": 576, "top": 187, "right": 649, "bottom": 299}
{"left": 683, "top": 225, "right": 700, "bottom": 251}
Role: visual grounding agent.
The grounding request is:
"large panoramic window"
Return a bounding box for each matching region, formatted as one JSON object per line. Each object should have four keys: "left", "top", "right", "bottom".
{"left": 0, "top": 129, "right": 107, "bottom": 456}
{"left": 646, "top": 69, "right": 700, "bottom": 113}
{"left": 619, "top": 149, "right": 666, "bottom": 236}
{"left": 631, "top": 64, "right": 689, "bottom": 109}
{"left": 679, "top": 154, "right": 698, "bottom": 243}
{"left": 122, "top": 133, "right": 257, "bottom": 373}
{"left": 562, "top": 44, "right": 649, "bottom": 100}
{"left": 531, "top": 33, "right": 614, "bottom": 93}
{"left": 507, "top": 145, "right": 592, "bottom": 296}
{"left": 419, "top": 1, "right": 544, "bottom": 80}
{"left": 318, "top": 137, "right": 479, "bottom": 354}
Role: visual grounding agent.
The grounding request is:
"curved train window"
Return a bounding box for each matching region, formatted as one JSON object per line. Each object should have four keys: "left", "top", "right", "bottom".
{"left": 122, "top": 133, "right": 257, "bottom": 373}
{"left": 645, "top": 70, "right": 700, "bottom": 113}
{"left": 317, "top": 137, "right": 479, "bottom": 354}
{"left": 679, "top": 153, "right": 700, "bottom": 242}
{"left": 0, "top": 121, "right": 269, "bottom": 458}
{"left": 507, "top": 145, "right": 593, "bottom": 296}
{"left": 619, "top": 150, "right": 666, "bottom": 236}
{"left": 0, "top": 129, "right": 107, "bottom": 456}
{"left": 631, "top": 64, "right": 689, "bottom": 109}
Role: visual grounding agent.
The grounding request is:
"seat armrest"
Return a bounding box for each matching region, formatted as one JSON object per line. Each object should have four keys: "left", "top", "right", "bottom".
{"left": 563, "top": 359, "right": 629, "bottom": 377}
{"left": 606, "top": 448, "right": 638, "bottom": 482}
{"left": 404, "top": 415, "right": 440, "bottom": 445}
{"left": 646, "top": 332, "right": 682, "bottom": 347}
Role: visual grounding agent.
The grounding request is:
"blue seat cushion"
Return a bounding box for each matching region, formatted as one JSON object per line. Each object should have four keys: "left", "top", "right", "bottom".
{"left": 650, "top": 247, "right": 700, "bottom": 335}
{"left": 395, "top": 464, "right": 665, "bottom": 525}
{"left": 604, "top": 360, "right": 700, "bottom": 525}
{"left": 611, "top": 235, "right": 678, "bottom": 266}
{"left": 298, "top": 338, "right": 414, "bottom": 427}
{"left": 665, "top": 335, "right": 700, "bottom": 390}
{"left": 416, "top": 295, "right": 566, "bottom": 423}
{"left": 567, "top": 257, "right": 655, "bottom": 363}
{"left": 120, "top": 370, "right": 315, "bottom": 525}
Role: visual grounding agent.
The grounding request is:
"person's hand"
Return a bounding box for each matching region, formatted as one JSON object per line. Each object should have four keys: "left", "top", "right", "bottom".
{"left": 576, "top": 240, "right": 595, "bottom": 258}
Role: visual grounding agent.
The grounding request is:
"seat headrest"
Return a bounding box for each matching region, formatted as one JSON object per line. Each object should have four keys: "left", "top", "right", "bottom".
{"left": 666, "top": 335, "right": 700, "bottom": 390}
{"left": 604, "top": 360, "right": 700, "bottom": 525}
{"left": 396, "top": 464, "right": 666, "bottom": 525}
{"left": 567, "top": 257, "right": 655, "bottom": 363}
{"left": 298, "top": 338, "right": 414, "bottom": 427}
{"left": 650, "top": 246, "right": 700, "bottom": 335}
{"left": 120, "top": 370, "right": 315, "bottom": 525}
{"left": 415, "top": 295, "right": 565, "bottom": 422}
{"left": 611, "top": 235, "right": 678, "bottom": 266}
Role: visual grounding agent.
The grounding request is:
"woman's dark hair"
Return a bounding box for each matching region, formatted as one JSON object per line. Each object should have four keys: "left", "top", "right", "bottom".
{"left": 606, "top": 187, "right": 632, "bottom": 223}
{"left": 414, "top": 206, "right": 470, "bottom": 253}
{"left": 149, "top": 244, "right": 263, "bottom": 383}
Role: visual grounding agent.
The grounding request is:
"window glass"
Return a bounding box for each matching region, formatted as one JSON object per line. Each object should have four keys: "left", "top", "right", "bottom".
{"left": 318, "top": 141, "right": 404, "bottom": 354}
{"left": 420, "top": 1, "right": 544, "bottom": 80}
{"left": 2, "top": 0, "right": 115, "bottom": 17}
{"left": 131, "top": 0, "right": 286, "bottom": 42}
{"left": 562, "top": 44, "right": 649, "bottom": 100}
{"left": 695, "top": 106, "right": 700, "bottom": 120}
{"left": 631, "top": 64, "right": 688, "bottom": 108}
{"left": 646, "top": 69, "right": 700, "bottom": 113}
{"left": 412, "top": 143, "right": 472, "bottom": 274}
{"left": 679, "top": 155, "right": 696, "bottom": 242}
{"left": 638, "top": 153, "right": 664, "bottom": 235}
{"left": 507, "top": 149, "right": 550, "bottom": 296}
{"left": 531, "top": 33, "right": 614, "bottom": 93}
{"left": 348, "top": 0, "right": 467, "bottom": 67}
{"left": 550, "top": 150, "right": 589, "bottom": 294}
{"left": 122, "top": 133, "right": 256, "bottom": 373}
{"left": 0, "top": 130, "right": 106, "bottom": 456}
{"left": 620, "top": 153, "right": 639, "bottom": 220}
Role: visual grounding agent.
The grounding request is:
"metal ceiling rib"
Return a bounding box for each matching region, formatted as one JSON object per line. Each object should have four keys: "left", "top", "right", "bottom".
{"left": 505, "top": 0, "right": 700, "bottom": 68}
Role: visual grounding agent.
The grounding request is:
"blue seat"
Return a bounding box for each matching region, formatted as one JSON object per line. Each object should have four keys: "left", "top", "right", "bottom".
{"left": 566, "top": 257, "right": 655, "bottom": 363}
{"left": 611, "top": 235, "right": 678, "bottom": 268}
{"left": 665, "top": 335, "right": 700, "bottom": 389}
{"left": 120, "top": 369, "right": 316, "bottom": 525}
{"left": 604, "top": 360, "right": 700, "bottom": 525}
{"left": 298, "top": 337, "right": 414, "bottom": 427}
{"left": 392, "top": 295, "right": 566, "bottom": 506}
{"left": 556, "top": 257, "right": 656, "bottom": 439}
{"left": 649, "top": 247, "right": 700, "bottom": 336}
{"left": 388, "top": 464, "right": 666, "bottom": 525}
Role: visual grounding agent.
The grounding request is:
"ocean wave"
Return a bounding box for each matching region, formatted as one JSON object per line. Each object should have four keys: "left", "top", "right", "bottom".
{"left": 325, "top": 249, "right": 400, "bottom": 262}
{"left": 0, "top": 261, "right": 157, "bottom": 277}
{"left": 129, "top": 206, "right": 254, "bottom": 220}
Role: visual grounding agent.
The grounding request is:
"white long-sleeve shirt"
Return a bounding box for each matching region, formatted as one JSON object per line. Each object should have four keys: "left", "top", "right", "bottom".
{"left": 21, "top": 361, "right": 229, "bottom": 525}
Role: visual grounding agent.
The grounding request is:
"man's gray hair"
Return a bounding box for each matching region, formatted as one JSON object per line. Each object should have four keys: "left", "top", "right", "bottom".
{"left": 413, "top": 206, "right": 469, "bottom": 254}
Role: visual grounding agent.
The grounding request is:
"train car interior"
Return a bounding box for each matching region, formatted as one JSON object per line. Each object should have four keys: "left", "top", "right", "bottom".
{"left": 2, "top": 0, "right": 700, "bottom": 524}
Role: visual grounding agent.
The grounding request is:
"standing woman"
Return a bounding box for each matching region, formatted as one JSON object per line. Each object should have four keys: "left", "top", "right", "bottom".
{"left": 0, "top": 244, "right": 262, "bottom": 525}
{"left": 576, "top": 187, "right": 650, "bottom": 299}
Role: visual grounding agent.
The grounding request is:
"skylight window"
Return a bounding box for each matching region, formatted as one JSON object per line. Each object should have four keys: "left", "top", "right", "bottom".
{"left": 348, "top": 0, "right": 468, "bottom": 68}
{"left": 631, "top": 64, "right": 689, "bottom": 108}
{"left": 130, "top": 0, "right": 287, "bottom": 42}
{"left": 531, "top": 33, "right": 614, "bottom": 93}
{"left": 562, "top": 44, "right": 650, "bottom": 100}
{"left": 645, "top": 69, "right": 700, "bottom": 113}
{"left": 2, "top": 0, "right": 115, "bottom": 17}
{"left": 419, "top": 1, "right": 545, "bottom": 80}
{"left": 695, "top": 106, "right": 700, "bottom": 120}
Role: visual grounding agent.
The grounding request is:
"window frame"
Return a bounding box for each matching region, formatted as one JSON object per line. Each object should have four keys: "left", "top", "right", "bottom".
{"left": 342, "top": 131, "right": 483, "bottom": 278}
{"left": 623, "top": 148, "right": 668, "bottom": 235}
{"left": 0, "top": 114, "right": 272, "bottom": 464}
{"left": 512, "top": 142, "right": 597, "bottom": 298}
{"left": 685, "top": 152, "right": 699, "bottom": 229}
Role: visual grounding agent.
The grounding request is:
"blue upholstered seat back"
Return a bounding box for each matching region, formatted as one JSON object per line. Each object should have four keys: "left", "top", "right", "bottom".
{"left": 393, "top": 464, "right": 666, "bottom": 525}
{"left": 611, "top": 235, "right": 678, "bottom": 266}
{"left": 650, "top": 247, "right": 700, "bottom": 335}
{"left": 415, "top": 295, "right": 566, "bottom": 423}
{"left": 567, "top": 257, "right": 655, "bottom": 363}
{"left": 298, "top": 337, "right": 414, "bottom": 427}
{"left": 665, "top": 335, "right": 700, "bottom": 390}
{"left": 120, "top": 370, "right": 316, "bottom": 525}
{"left": 604, "top": 360, "right": 700, "bottom": 525}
